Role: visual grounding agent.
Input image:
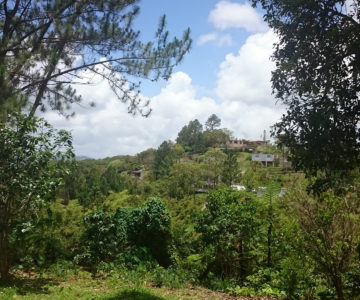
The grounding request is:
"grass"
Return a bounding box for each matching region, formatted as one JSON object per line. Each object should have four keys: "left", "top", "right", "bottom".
{"left": 0, "top": 270, "right": 241, "bottom": 300}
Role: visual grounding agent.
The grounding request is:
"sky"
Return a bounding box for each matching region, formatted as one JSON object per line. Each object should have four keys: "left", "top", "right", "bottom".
{"left": 44, "top": 0, "right": 284, "bottom": 158}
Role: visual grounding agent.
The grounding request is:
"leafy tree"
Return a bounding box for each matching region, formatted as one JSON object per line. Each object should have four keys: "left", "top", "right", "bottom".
{"left": 262, "top": 182, "right": 281, "bottom": 267}
{"left": 196, "top": 189, "right": 260, "bottom": 280}
{"left": 205, "top": 114, "right": 221, "bottom": 131}
{"left": 127, "top": 198, "right": 171, "bottom": 267}
{"left": 0, "top": 114, "right": 74, "bottom": 280}
{"left": 176, "top": 119, "right": 205, "bottom": 153}
{"left": 222, "top": 151, "right": 241, "bottom": 186}
{"left": 252, "top": 0, "right": 360, "bottom": 189}
{"left": 77, "top": 167, "right": 107, "bottom": 207}
{"left": 59, "top": 163, "right": 82, "bottom": 204}
{"left": 167, "top": 162, "right": 203, "bottom": 199}
{"left": 136, "top": 148, "right": 155, "bottom": 168}
{"left": 286, "top": 185, "right": 360, "bottom": 300}
{"left": 241, "top": 167, "right": 259, "bottom": 192}
{"left": 203, "top": 129, "right": 231, "bottom": 148}
{"left": 78, "top": 198, "right": 171, "bottom": 270}
{"left": 201, "top": 148, "right": 227, "bottom": 188}
{"left": 103, "top": 165, "right": 126, "bottom": 193}
{"left": 0, "top": 0, "right": 192, "bottom": 118}
{"left": 172, "top": 143, "right": 185, "bottom": 162}
{"left": 19, "top": 199, "right": 86, "bottom": 267}
{"left": 153, "top": 141, "right": 174, "bottom": 179}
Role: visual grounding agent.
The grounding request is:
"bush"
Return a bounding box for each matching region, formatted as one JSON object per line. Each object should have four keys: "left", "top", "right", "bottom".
{"left": 115, "top": 246, "right": 156, "bottom": 270}
{"left": 127, "top": 198, "right": 171, "bottom": 267}
{"left": 76, "top": 209, "right": 128, "bottom": 274}
{"left": 76, "top": 197, "right": 171, "bottom": 274}
{"left": 195, "top": 189, "right": 260, "bottom": 280}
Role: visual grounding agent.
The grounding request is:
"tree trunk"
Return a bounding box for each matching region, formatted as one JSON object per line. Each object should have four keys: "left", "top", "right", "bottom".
{"left": 0, "top": 229, "right": 10, "bottom": 281}
{"left": 238, "top": 239, "right": 245, "bottom": 281}
{"left": 267, "top": 222, "right": 272, "bottom": 267}
{"left": 332, "top": 274, "right": 344, "bottom": 300}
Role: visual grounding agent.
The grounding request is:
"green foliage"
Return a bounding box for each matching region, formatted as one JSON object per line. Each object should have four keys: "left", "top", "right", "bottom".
{"left": 252, "top": 0, "right": 360, "bottom": 190}
{"left": 222, "top": 151, "right": 241, "bottom": 186}
{"left": 17, "top": 199, "right": 86, "bottom": 268}
{"left": 176, "top": 119, "right": 205, "bottom": 153}
{"left": 203, "top": 129, "right": 230, "bottom": 148}
{"left": 153, "top": 141, "right": 174, "bottom": 179}
{"left": 0, "top": 114, "right": 74, "bottom": 280}
{"left": 77, "top": 197, "right": 171, "bottom": 273}
{"left": 0, "top": 0, "right": 192, "bottom": 117}
{"left": 77, "top": 209, "right": 128, "bottom": 274}
{"left": 201, "top": 149, "right": 226, "bottom": 188}
{"left": 229, "top": 283, "right": 286, "bottom": 298}
{"left": 195, "top": 189, "right": 260, "bottom": 280}
{"left": 262, "top": 181, "right": 281, "bottom": 267}
{"left": 151, "top": 265, "right": 189, "bottom": 288}
{"left": 171, "top": 144, "right": 185, "bottom": 162}
{"left": 76, "top": 167, "right": 108, "bottom": 207}
{"left": 103, "top": 165, "right": 127, "bottom": 193}
{"left": 103, "top": 190, "right": 144, "bottom": 212}
{"left": 167, "top": 163, "right": 204, "bottom": 199}
{"left": 241, "top": 167, "right": 259, "bottom": 191}
{"left": 205, "top": 114, "right": 221, "bottom": 131}
{"left": 3, "top": 110, "right": 360, "bottom": 300}
{"left": 136, "top": 148, "right": 156, "bottom": 169}
{"left": 165, "top": 194, "right": 206, "bottom": 226}
{"left": 116, "top": 246, "right": 156, "bottom": 270}
{"left": 284, "top": 183, "right": 360, "bottom": 300}
{"left": 127, "top": 198, "right": 171, "bottom": 267}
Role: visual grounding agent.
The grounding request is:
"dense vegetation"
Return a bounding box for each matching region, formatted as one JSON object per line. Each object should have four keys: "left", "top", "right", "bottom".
{"left": 1, "top": 115, "right": 360, "bottom": 299}
{"left": 1, "top": 1, "right": 360, "bottom": 299}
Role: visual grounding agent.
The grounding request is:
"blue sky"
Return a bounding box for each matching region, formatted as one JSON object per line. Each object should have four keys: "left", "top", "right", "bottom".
{"left": 45, "top": 0, "right": 283, "bottom": 158}
{"left": 136, "top": 0, "right": 261, "bottom": 96}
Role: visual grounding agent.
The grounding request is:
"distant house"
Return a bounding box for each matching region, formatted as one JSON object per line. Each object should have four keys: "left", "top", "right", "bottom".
{"left": 132, "top": 169, "right": 144, "bottom": 179}
{"left": 226, "top": 139, "right": 266, "bottom": 149}
{"left": 227, "top": 139, "right": 247, "bottom": 148}
{"left": 251, "top": 153, "right": 275, "bottom": 167}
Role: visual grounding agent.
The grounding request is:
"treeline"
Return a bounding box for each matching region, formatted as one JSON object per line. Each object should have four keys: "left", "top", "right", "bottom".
{"left": 61, "top": 114, "right": 246, "bottom": 205}
{"left": 2, "top": 115, "right": 359, "bottom": 300}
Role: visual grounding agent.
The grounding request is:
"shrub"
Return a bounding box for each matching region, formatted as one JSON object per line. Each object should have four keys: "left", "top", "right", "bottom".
{"left": 128, "top": 198, "right": 171, "bottom": 267}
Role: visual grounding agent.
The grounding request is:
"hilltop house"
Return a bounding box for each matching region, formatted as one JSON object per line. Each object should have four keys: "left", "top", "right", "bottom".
{"left": 251, "top": 153, "right": 275, "bottom": 167}
{"left": 226, "top": 139, "right": 266, "bottom": 150}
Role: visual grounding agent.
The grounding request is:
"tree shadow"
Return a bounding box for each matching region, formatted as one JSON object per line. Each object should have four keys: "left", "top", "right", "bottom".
{"left": 0, "top": 276, "right": 58, "bottom": 296}
{"left": 105, "top": 289, "right": 166, "bottom": 300}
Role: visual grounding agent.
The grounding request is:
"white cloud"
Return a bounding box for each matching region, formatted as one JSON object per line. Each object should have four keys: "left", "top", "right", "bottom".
{"left": 44, "top": 30, "right": 283, "bottom": 158}
{"left": 216, "top": 30, "right": 277, "bottom": 106}
{"left": 197, "top": 33, "right": 218, "bottom": 45}
{"left": 197, "top": 33, "right": 233, "bottom": 46}
{"left": 209, "top": 1, "right": 267, "bottom": 32}
{"left": 45, "top": 72, "right": 218, "bottom": 158}
{"left": 215, "top": 30, "right": 283, "bottom": 139}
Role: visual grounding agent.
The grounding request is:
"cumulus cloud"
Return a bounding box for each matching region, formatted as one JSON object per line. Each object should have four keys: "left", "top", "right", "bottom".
{"left": 215, "top": 30, "right": 284, "bottom": 139}
{"left": 197, "top": 32, "right": 233, "bottom": 46}
{"left": 209, "top": 1, "right": 268, "bottom": 32}
{"left": 44, "top": 29, "right": 283, "bottom": 158}
{"left": 44, "top": 72, "right": 218, "bottom": 158}
{"left": 216, "top": 30, "right": 277, "bottom": 106}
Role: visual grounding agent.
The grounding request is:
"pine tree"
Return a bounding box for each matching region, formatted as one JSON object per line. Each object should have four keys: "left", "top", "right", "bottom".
{"left": 0, "top": 0, "right": 192, "bottom": 119}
